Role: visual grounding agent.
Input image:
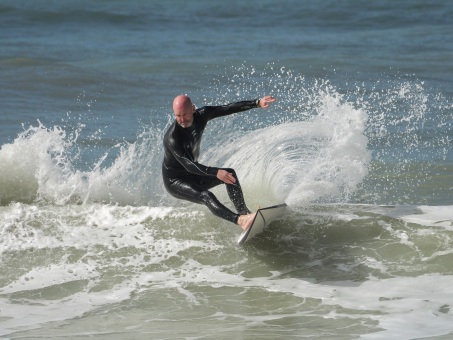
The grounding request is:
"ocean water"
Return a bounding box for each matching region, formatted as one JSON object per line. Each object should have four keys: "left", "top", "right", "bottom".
{"left": 0, "top": 0, "right": 452, "bottom": 339}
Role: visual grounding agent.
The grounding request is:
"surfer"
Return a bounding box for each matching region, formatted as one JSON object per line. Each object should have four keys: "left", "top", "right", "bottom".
{"left": 162, "top": 94, "right": 276, "bottom": 231}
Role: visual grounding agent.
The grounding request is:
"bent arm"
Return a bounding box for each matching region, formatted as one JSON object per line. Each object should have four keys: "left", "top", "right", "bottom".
{"left": 169, "top": 141, "right": 219, "bottom": 177}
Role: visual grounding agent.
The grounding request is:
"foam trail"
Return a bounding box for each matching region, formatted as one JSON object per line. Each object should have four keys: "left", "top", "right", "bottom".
{"left": 286, "top": 92, "right": 370, "bottom": 205}
{"left": 205, "top": 91, "right": 370, "bottom": 207}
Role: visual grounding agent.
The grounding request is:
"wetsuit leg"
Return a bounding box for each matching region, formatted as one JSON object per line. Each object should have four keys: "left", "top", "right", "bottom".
{"left": 221, "top": 168, "right": 251, "bottom": 215}
{"left": 163, "top": 176, "right": 239, "bottom": 224}
{"left": 194, "top": 168, "right": 250, "bottom": 215}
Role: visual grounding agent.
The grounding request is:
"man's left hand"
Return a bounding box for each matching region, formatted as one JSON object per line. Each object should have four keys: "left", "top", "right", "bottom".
{"left": 258, "top": 95, "right": 277, "bottom": 108}
{"left": 217, "top": 169, "right": 236, "bottom": 185}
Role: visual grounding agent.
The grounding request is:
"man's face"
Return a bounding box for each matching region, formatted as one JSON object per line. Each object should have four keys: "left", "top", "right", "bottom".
{"left": 175, "top": 105, "right": 195, "bottom": 128}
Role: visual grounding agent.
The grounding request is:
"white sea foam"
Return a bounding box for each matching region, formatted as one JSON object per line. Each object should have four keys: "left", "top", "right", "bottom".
{"left": 0, "top": 203, "right": 218, "bottom": 336}
{"left": 4, "top": 251, "right": 451, "bottom": 339}
{"left": 389, "top": 205, "right": 453, "bottom": 229}
{"left": 1, "top": 200, "right": 453, "bottom": 338}
{"left": 0, "top": 203, "right": 202, "bottom": 254}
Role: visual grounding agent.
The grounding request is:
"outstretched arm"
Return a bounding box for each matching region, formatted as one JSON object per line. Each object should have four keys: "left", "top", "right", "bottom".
{"left": 202, "top": 95, "right": 277, "bottom": 121}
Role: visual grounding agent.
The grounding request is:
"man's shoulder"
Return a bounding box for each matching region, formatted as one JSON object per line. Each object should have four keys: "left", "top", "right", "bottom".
{"left": 164, "top": 122, "right": 178, "bottom": 142}
{"left": 196, "top": 106, "right": 215, "bottom": 123}
{"left": 194, "top": 108, "right": 205, "bottom": 117}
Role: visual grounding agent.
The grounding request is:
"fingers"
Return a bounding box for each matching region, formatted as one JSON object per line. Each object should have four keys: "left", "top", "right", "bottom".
{"left": 260, "top": 95, "right": 277, "bottom": 108}
{"left": 217, "top": 170, "right": 236, "bottom": 184}
{"left": 263, "top": 95, "right": 277, "bottom": 102}
{"left": 224, "top": 172, "right": 236, "bottom": 184}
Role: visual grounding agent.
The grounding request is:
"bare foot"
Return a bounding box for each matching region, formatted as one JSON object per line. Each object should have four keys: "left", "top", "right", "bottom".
{"left": 237, "top": 212, "right": 256, "bottom": 231}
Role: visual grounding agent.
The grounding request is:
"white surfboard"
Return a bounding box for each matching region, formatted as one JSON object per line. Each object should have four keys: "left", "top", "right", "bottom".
{"left": 237, "top": 203, "right": 287, "bottom": 245}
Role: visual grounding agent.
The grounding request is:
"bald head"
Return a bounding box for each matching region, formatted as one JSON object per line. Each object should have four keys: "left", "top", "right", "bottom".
{"left": 173, "top": 95, "right": 195, "bottom": 128}
{"left": 173, "top": 95, "right": 192, "bottom": 112}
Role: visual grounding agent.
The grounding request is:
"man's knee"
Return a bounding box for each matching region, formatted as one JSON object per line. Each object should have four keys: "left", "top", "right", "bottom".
{"left": 199, "top": 190, "right": 216, "bottom": 205}
{"left": 164, "top": 179, "right": 203, "bottom": 205}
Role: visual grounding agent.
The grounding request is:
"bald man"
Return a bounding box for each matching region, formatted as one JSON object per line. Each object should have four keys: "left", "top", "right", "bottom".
{"left": 162, "top": 95, "right": 276, "bottom": 231}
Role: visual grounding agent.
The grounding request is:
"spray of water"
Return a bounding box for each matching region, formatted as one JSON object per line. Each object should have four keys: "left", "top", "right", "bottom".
{"left": 0, "top": 64, "right": 450, "bottom": 207}
{"left": 203, "top": 63, "right": 451, "bottom": 205}
{"left": 0, "top": 122, "right": 165, "bottom": 206}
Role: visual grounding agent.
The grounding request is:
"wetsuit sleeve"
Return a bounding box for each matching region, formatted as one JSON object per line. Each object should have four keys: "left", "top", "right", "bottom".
{"left": 202, "top": 100, "right": 259, "bottom": 121}
{"left": 167, "top": 138, "right": 219, "bottom": 177}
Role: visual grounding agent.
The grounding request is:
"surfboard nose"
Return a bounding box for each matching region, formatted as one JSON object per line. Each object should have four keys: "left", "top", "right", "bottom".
{"left": 237, "top": 204, "right": 287, "bottom": 245}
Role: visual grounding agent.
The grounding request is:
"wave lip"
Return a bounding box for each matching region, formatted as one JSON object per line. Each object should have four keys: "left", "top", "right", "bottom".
{"left": 0, "top": 122, "right": 165, "bottom": 206}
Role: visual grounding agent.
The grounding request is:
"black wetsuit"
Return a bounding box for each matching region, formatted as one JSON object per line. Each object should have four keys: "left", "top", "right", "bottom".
{"left": 162, "top": 99, "right": 259, "bottom": 224}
